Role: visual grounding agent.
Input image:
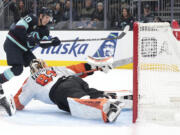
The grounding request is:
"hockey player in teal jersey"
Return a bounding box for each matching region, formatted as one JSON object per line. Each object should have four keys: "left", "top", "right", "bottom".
{"left": 0, "top": 7, "right": 61, "bottom": 115}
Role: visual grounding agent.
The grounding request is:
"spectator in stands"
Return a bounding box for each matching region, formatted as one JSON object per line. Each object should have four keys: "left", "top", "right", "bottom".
{"left": 80, "top": 0, "right": 95, "bottom": 21}
{"left": 9, "top": 0, "right": 29, "bottom": 24}
{"left": 27, "top": 0, "right": 39, "bottom": 14}
{"left": 1, "top": 0, "right": 11, "bottom": 29}
{"left": 63, "top": 0, "right": 79, "bottom": 21}
{"left": 141, "top": 4, "right": 154, "bottom": 23}
{"left": 153, "top": 16, "right": 163, "bottom": 22}
{"left": 118, "top": 7, "right": 134, "bottom": 30}
{"left": 108, "top": 0, "right": 121, "bottom": 29}
{"left": 93, "top": 2, "right": 104, "bottom": 21}
{"left": 76, "top": 0, "right": 83, "bottom": 19}
{"left": 48, "top": 0, "right": 64, "bottom": 4}
{"left": 9, "top": 0, "right": 20, "bottom": 23}
{"left": 53, "top": 3, "right": 63, "bottom": 23}
{"left": 18, "top": 0, "right": 29, "bottom": 17}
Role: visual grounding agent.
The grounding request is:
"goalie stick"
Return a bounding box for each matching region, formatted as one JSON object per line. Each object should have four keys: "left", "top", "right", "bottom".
{"left": 75, "top": 56, "right": 133, "bottom": 76}
{"left": 40, "top": 25, "right": 130, "bottom": 44}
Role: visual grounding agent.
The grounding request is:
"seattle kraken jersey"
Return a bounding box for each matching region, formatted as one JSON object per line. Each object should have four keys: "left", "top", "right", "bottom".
{"left": 7, "top": 13, "right": 50, "bottom": 51}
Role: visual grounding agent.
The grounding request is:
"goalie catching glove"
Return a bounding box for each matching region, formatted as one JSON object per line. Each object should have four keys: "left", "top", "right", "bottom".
{"left": 87, "top": 56, "right": 113, "bottom": 73}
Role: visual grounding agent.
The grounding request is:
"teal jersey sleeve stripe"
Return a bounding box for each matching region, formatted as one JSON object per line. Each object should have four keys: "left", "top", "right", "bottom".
{"left": 27, "top": 41, "right": 34, "bottom": 48}
{"left": 42, "top": 36, "right": 49, "bottom": 40}
{"left": 7, "top": 34, "right": 28, "bottom": 51}
{"left": 3, "top": 69, "right": 15, "bottom": 81}
{"left": 16, "top": 19, "right": 29, "bottom": 30}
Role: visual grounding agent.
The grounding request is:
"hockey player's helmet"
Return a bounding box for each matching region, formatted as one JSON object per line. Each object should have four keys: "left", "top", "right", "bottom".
{"left": 38, "top": 7, "right": 52, "bottom": 17}
{"left": 30, "top": 59, "right": 47, "bottom": 74}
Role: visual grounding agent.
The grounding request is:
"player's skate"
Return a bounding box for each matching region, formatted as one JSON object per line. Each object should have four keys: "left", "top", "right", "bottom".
{"left": 104, "top": 92, "right": 117, "bottom": 99}
{"left": 104, "top": 90, "right": 133, "bottom": 100}
{"left": 0, "top": 84, "right": 16, "bottom": 116}
{"left": 0, "top": 83, "right": 4, "bottom": 98}
{"left": 106, "top": 100, "right": 125, "bottom": 122}
{"left": 104, "top": 91, "right": 133, "bottom": 109}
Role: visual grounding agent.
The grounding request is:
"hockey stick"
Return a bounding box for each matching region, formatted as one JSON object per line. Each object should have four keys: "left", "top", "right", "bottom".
{"left": 40, "top": 25, "right": 130, "bottom": 44}
{"left": 86, "top": 56, "right": 133, "bottom": 69}
{"left": 104, "top": 90, "right": 133, "bottom": 100}
{"left": 112, "top": 57, "right": 133, "bottom": 68}
{"left": 75, "top": 57, "right": 133, "bottom": 76}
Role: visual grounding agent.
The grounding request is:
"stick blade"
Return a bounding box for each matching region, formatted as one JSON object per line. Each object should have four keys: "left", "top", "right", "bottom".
{"left": 112, "top": 57, "right": 133, "bottom": 68}
{"left": 124, "top": 25, "right": 130, "bottom": 32}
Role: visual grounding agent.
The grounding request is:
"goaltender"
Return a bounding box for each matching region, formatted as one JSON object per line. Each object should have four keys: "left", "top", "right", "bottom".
{"left": 12, "top": 57, "right": 124, "bottom": 123}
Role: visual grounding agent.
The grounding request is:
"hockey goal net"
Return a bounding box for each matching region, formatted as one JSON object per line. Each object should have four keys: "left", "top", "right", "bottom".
{"left": 133, "top": 22, "right": 180, "bottom": 124}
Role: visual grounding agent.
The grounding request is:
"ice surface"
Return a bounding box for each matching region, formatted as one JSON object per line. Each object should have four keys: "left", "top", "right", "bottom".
{"left": 0, "top": 67, "right": 180, "bottom": 135}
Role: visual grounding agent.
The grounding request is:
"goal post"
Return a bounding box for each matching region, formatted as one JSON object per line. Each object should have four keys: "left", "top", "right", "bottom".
{"left": 133, "top": 22, "right": 180, "bottom": 124}
{"left": 133, "top": 22, "right": 139, "bottom": 123}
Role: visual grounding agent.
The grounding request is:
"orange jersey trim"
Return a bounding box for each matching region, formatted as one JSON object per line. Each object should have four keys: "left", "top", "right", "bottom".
{"left": 67, "top": 63, "right": 87, "bottom": 78}
{"left": 14, "top": 78, "right": 28, "bottom": 110}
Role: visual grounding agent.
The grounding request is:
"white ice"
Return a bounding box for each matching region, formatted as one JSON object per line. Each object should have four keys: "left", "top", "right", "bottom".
{"left": 0, "top": 67, "right": 180, "bottom": 135}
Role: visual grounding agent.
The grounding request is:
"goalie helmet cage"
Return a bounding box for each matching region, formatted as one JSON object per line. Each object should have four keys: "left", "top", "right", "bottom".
{"left": 133, "top": 22, "right": 180, "bottom": 124}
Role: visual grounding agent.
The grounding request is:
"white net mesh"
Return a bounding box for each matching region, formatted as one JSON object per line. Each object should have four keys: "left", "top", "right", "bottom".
{"left": 137, "top": 22, "right": 180, "bottom": 124}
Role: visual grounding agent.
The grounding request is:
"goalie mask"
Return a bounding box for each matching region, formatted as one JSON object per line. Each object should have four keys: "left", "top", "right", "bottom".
{"left": 30, "top": 59, "right": 47, "bottom": 74}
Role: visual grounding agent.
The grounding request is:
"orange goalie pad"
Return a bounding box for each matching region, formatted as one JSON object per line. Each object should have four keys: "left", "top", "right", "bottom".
{"left": 73, "top": 98, "right": 108, "bottom": 110}
{"left": 67, "top": 97, "right": 109, "bottom": 122}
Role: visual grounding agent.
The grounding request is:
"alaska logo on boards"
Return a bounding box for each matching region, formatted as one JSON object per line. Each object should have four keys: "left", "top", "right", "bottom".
{"left": 33, "top": 32, "right": 118, "bottom": 57}
{"left": 93, "top": 32, "right": 118, "bottom": 58}
{"left": 37, "top": 37, "right": 88, "bottom": 57}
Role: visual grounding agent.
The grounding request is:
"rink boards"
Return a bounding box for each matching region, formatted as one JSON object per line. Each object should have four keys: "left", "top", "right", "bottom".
{"left": 0, "top": 31, "right": 133, "bottom": 69}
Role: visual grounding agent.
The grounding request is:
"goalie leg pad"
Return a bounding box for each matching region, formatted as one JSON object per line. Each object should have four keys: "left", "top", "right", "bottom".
{"left": 106, "top": 100, "right": 125, "bottom": 122}
{"left": 67, "top": 97, "right": 124, "bottom": 123}
{"left": 104, "top": 90, "right": 133, "bottom": 109}
{"left": 67, "top": 97, "right": 110, "bottom": 122}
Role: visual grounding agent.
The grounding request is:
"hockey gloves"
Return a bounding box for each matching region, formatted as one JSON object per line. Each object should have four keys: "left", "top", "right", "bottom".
{"left": 100, "top": 64, "right": 113, "bottom": 73}
{"left": 39, "top": 36, "right": 61, "bottom": 48}
{"left": 87, "top": 56, "right": 113, "bottom": 73}
{"left": 27, "top": 35, "right": 40, "bottom": 48}
{"left": 51, "top": 37, "right": 61, "bottom": 46}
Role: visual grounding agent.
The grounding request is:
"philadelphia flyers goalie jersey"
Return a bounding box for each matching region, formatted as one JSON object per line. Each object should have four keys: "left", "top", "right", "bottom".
{"left": 14, "top": 63, "right": 92, "bottom": 110}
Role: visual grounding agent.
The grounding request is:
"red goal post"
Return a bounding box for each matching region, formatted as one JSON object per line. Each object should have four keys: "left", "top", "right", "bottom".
{"left": 133, "top": 22, "right": 139, "bottom": 123}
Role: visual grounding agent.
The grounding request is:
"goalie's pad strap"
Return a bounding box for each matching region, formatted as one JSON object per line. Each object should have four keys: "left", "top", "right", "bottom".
{"left": 67, "top": 97, "right": 109, "bottom": 122}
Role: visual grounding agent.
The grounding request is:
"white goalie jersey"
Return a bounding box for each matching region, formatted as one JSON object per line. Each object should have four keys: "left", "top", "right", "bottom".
{"left": 14, "top": 63, "right": 90, "bottom": 110}
{"left": 12, "top": 60, "right": 125, "bottom": 123}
